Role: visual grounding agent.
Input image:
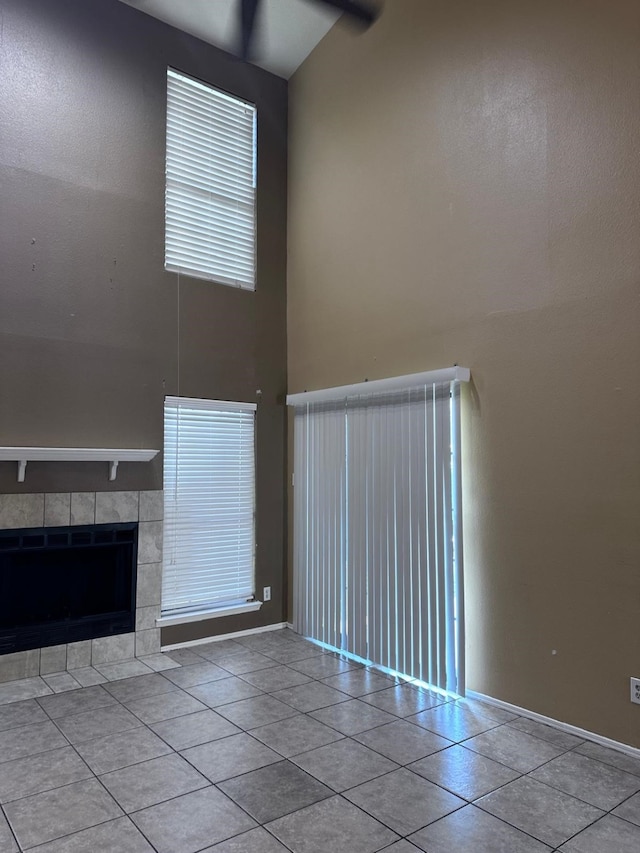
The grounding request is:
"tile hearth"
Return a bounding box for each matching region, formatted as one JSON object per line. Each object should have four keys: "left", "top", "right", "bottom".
{"left": 0, "top": 629, "right": 639, "bottom": 852}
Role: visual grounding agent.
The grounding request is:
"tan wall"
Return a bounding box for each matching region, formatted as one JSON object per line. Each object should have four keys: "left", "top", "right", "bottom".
{"left": 287, "top": 0, "right": 640, "bottom": 745}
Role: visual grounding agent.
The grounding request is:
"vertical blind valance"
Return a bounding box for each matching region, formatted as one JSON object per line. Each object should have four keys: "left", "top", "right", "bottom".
{"left": 162, "top": 396, "right": 256, "bottom": 618}
{"left": 165, "top": 68, "right": 257, "bottom": 290}
{"left": 291, "top": 374, "right": 467, "bottom": 696}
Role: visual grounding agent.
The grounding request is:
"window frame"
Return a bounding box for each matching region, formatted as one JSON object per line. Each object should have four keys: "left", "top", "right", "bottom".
{"left": 159, "top": 395, "right": 260, "bottom": 627}
{"left": 164, "top": 67, "right": 258, "bottom": 291}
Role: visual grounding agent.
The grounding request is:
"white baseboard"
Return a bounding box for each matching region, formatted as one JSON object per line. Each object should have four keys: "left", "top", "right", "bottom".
{"left": 467, "top": 689, "right": 640, "bottom": 761}
{"left": 164, "top": 623, "right": 640, "bottom": 762}
{"left": 161, "top": 621, "right": 288, "bottom": 652}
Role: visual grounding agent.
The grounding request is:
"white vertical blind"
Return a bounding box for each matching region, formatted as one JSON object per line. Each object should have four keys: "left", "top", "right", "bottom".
{"left": 165, "top": 68, "right": 257, "bottom": 290}
{"left": 292, "top": 380, "right": 465, "bottom": 695}
{"left": 162, "top": 396, "right": 256, "bottom": 617}
{"left": 293, "top": 403, "right": 346, "bottom": 651}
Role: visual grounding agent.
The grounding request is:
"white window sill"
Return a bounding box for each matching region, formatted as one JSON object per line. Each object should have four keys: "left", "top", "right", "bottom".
{"left": 156, "top": 601, "right": 262, "bottom": 628}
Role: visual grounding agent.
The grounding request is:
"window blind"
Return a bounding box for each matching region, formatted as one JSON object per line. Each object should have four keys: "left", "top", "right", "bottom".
{"left": 162, "top": 396, "right": 256, "bottom": 618}
{"left": 165, "top": 68, "right": 257, "bottom": 290}
{"left": 292, "top": 380, "right": 465, "bottom": 696}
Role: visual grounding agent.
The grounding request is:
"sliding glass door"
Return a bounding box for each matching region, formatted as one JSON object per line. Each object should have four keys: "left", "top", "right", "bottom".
{"left": 291, "top": 374, "right": 465, "bottom": 696}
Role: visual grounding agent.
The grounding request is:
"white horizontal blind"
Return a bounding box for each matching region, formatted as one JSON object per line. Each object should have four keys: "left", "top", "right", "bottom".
{"left": 165, "top": 68, "right": 257, "bottom": 289}
{"left": 162, "top": 396, "right": 256, "bottom": 617}
{"left": 293, "top": 381, "right": 464, "bottom": 696}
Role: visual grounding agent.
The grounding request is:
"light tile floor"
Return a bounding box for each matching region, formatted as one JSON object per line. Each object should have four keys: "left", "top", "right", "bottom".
{"left": 0, "top": 630, "right": 639, "bottom": 851}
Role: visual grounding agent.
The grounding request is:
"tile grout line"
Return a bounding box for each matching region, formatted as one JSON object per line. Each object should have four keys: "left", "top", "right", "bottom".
{"left": 187, "top": 648, "right": 640, "bottom": 847}
{"left": 6, "top": 711, "right": 632, "bottom": 852}
{"left": 2, "top": 632, "right": 639, "bottom": 851}
{"left": 0, "top": 801, "right": 21, "bottom": 853}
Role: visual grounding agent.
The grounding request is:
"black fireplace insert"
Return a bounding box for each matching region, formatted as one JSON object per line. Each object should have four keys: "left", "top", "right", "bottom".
{"left": 0, "top": 522, "right": 138, "bottom": 654}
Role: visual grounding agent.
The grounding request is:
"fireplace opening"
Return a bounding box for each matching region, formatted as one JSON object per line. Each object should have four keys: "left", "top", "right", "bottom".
{"left": 0, "top": 522, "right": 138, "bottom": 654}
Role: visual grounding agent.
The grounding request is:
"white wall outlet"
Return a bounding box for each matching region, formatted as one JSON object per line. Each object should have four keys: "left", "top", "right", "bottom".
{"left": 631, "top": 677, "right": 640, "bottom": 705}
{"left": 263, "top": 586, "right": 271, "bottom": 602}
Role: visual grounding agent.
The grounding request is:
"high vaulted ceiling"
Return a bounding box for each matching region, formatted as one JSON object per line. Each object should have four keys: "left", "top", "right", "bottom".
{"left": 119, "top": 0, "right": 342, "bottom": 79}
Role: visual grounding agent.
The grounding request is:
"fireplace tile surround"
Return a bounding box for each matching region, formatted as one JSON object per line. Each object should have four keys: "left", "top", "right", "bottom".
{"left": 0, "top": 490, "right": 163, "bottom": 684}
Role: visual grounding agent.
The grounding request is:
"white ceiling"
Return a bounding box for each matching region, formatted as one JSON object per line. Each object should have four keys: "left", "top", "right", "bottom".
{"left": 119, "top": 0, "right": 342, "bottom": 79}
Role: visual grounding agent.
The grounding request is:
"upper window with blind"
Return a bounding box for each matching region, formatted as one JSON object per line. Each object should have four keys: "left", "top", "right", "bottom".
{"left": 161, "top": 396, "right": 257, "bottom": 621}
{"left": 165, "top": 68, "right": 257, "bottom": 290}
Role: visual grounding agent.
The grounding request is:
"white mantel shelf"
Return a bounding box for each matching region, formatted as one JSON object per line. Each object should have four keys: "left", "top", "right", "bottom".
{"left": 0, "top": 447, "right": 159, "bottom": 482}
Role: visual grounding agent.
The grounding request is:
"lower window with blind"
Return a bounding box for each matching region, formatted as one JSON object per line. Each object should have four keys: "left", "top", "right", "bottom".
{"left": 161, "top": 396, "right": 258, "bottom": 625}
{"left": 289, "top": 369, "right": 468, "bottom": 697}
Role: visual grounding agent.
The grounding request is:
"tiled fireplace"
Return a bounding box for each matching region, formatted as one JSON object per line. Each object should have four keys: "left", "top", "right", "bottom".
{"left": 0, "top": 490, "right": 163, "bottom": 684}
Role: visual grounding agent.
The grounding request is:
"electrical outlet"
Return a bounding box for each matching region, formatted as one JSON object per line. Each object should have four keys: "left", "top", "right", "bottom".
{"left": 263, "top": 586, "right": 271, "bottom": 602}
{"left": 631, "top": 677, "right": 640, "bottom": 705}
